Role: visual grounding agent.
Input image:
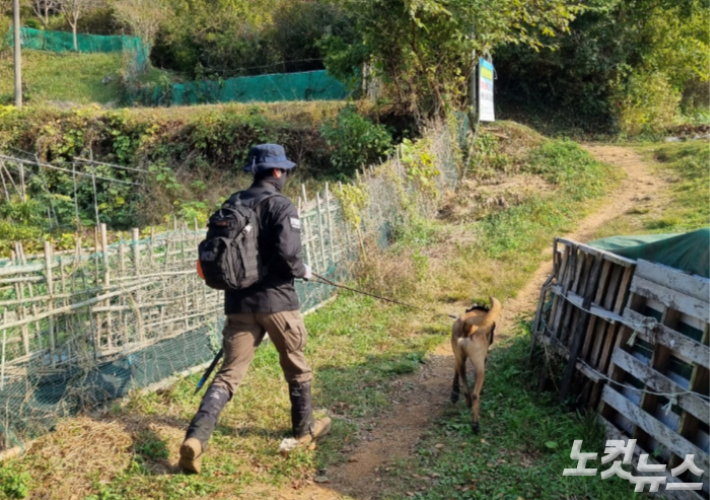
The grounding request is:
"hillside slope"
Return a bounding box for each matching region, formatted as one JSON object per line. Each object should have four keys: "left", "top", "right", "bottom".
{"left": 0, "top": 50, "right": 172, "bottom": 106}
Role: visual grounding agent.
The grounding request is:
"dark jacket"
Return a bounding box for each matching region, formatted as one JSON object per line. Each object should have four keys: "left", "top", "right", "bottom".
{"left": 224, "top": 179, "right": 306, "bottom": 314}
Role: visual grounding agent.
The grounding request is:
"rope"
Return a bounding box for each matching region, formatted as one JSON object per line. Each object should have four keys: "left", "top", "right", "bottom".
{"left": 626, "top": 316, "right": 658, "bottom": 348}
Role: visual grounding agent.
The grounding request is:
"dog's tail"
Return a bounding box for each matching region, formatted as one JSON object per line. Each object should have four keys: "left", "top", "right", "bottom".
{"left": 464, "top": 296, "right": 501, "bottom": 332}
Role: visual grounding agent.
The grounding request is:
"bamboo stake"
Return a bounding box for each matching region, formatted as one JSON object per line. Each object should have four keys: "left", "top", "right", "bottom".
{"left": 93, "top": 227, "right": 100, "bottom": 287}
{"left": 324, "top": 183, "right": 336, "bottom": 265}
{"left": 132, "top": 229, "right": 140, "bottom": 277}
{"left": 100, "top": 224, "right": 112, "bottom": 347}
{"left": 91, "top": 166, "right": 99, "bottom": 227}
{"left": 1, "top": 161, "right": 19, "bottom": 197}
{"left": 0, "top": 166, "right": 9, "bottom": 202}
{"left": 100, "top": 223, "right": 110, "bottom": 287}
{"left": 44, "top": 241, "right": 55, "bottom": 366}
{"left": 72, "top": 162, "right": 79, "bottom": 230}
{"left": 58, "top": 255, "right": 68, "bottom": 352}
{"left": 119, "top": 243, "right": 126, "bottom": 276}
{"left": 14, "top": 281, "right": 28, "bottom": 355}
{"left": 163, "top": 232, "right": 171, "bottom": 271}
{"left": 299, "top": 198, "right": 312, "bottom": 266}
{"left": 1, "top": 309, "right": 6, "bottom": 391}
{"left": 18, "top": 160, "right": 25, "bottom": 202}
{"left": 150, "top": 227, "right": 155, "bottom": 269}
{"left": 316, "top": 192, "right": 327, "bottom": 270}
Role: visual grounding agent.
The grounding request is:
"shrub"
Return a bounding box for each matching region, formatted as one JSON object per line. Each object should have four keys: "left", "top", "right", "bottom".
{"left": 320, "top": 106, "right": 392, "bottom": 178}
{"left": 0, "top": 464, "right": 30, "bottom": 499}
{"left": 616, "top": 71, "right": 681, "bottom": 136}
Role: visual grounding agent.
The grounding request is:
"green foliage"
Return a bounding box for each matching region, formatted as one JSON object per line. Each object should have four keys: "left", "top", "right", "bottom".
{"left": 399, "top": 138, "right": 440, "bottom": 196}
{"left": 151, "top": 0, "right": 355, "bottom": 79}
{"left": 496, "top": 0, "right": 709, "bottom": 133}
{"left": 134, "top": 432, "right": 169, "bottom": 461}
{"left": 320, "top": 106, "right": 392, "bottom": 178}
{"left": 337, "top": 182, "right": 369, "bottom": 230}
{"left": 525, "top": 140, "right": 606, "bottom": 200}
{"left": 0, "top": 464, "right": 31, "bottom": 499}
{"left": 467, "top": 132, "right": 515, "bottom": 179}
{"left": 617, "top": 71, "right": 681, "bottom": 136}
{"left": 324, "top": 0, "right": 579, "bottom": 115}
{"left": 0, "top": 102, "right": 389, "bottom": 234}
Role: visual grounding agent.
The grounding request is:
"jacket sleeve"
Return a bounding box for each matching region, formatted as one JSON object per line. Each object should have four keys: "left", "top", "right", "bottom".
{"left": 271, "top": 200, "right": 307, "bottom": 279}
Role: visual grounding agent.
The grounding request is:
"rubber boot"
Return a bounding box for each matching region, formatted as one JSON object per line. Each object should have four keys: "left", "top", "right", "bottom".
{"left": 179, "top": 385, "right": 230, "bottom": 474}
{"left": 289, "top": 381, "right": 331, "bottom": 445}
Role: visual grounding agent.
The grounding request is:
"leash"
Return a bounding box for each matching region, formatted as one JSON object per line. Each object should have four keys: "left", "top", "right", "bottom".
{"left": 195, "top": 272, "right": 459, "bottom": 395}
{"left": 311, "top": 272, "right": 458, "bottom": 319}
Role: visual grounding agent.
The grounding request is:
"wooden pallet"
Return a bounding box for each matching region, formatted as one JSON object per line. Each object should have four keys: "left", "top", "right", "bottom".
{"left": 531, "top": 237, "right": 636, "bottom": 404}
{"left": 600, "top": 260, "right": 709, "bottom": 498}
{"left": 532, "top": 238, "right": 710, "bottom": 498}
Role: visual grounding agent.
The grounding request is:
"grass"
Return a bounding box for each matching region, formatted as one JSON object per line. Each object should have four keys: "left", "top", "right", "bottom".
{"left": 0, "top": 50, "right": 174, "bottom": 106}
{"left": 0, "top": 50, "right": 123, "bottom": 105}
{"left": 0, "top": 131, "right": 638, "bottom": 500}
{"left": 591, "top": 140, "right": 709, "bottom": 240}
{"left": 381, "top": 335, "right": 635, "bottom": 500}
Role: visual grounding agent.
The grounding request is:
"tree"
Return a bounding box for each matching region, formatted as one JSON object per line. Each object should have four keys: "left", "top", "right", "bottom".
{"left": 112, "top": 0, "right": 170, "bottom": 47}
{"left": 493, "top": 0, "right": 709, "bottom": 132}
{"left": 58, "top": 0, "right": 102, "bottom": 51}
{"left": 30, "top": 0, "right": 59, "bottom": 28}
{"left": 324, "top": 0, "right": 580, "bottom": 117}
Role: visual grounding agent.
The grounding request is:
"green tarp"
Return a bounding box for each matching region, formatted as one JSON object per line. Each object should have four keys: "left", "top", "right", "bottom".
{"left": 589, "top": 228, "right": 710, "bottom": 278}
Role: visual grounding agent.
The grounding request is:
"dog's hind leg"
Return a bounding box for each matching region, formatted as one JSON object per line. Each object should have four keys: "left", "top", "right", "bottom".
{"left": 470, "top": 362, "right": 486, "bottom": 434}
{"left": 455, "top": 358, "right": 473, "bottom": 409}
{"left": 451, "top": 371, "right": 460, "bottom": 403}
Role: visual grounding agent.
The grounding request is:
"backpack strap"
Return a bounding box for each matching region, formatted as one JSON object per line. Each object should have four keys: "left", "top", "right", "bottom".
{"left": 223, "top": 189, "right": 283, "bottom": 209}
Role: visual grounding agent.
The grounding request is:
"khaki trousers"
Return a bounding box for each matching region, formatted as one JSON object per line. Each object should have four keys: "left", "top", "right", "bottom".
{"left": 211, "top": 310, "right": 312, "bottom": 396}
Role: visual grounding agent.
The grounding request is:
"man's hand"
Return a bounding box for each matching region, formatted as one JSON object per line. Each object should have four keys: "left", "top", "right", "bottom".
{"left": 303, "top": 264, "right": 312, "bottom": 281}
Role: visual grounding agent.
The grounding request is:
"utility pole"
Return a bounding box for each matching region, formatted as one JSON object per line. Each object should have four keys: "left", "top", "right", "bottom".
{"left": 13, "top": 0, "right": 22, "bottom": 109}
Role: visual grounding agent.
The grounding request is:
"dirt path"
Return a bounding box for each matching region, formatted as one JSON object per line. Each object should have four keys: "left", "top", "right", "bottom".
{"left": 266, "top": 145, "right": 662, "bottom": 500}
{"left": 497, "top": 145, "right": 662, "bottom": 335}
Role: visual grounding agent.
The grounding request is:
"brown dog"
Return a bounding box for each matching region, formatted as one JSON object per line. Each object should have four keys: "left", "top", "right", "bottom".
{"left": 450, "top": 297, "right": 501, "bottom": 433}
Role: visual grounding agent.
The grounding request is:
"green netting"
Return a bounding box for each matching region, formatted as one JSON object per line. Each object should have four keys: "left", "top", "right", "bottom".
{"left": 589, "top": 228, "right": 710, "bottom": 278}
{"left": 7, "top": 27, "right": 150, "bottom": 73}
{"left": 132, "top": 70, "right": 350, "bottom": 106}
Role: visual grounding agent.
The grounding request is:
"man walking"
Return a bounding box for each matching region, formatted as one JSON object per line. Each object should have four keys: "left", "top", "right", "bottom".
{"left": 179, "top": 144, "right": 331, "bottom": 474}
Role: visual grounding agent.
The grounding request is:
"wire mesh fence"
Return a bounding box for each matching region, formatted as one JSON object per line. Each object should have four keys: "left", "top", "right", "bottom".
{"left": 0, "top": 120, "right": 463, "bottom": 452}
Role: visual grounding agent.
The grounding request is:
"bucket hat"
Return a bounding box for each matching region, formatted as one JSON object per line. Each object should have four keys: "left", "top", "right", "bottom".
{"left": 243, "top": 144, "right": 296, "bottom": 175}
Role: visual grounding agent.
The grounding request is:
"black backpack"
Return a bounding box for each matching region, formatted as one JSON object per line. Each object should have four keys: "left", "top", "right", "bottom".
{"left": 198, "top": 191, "right": 278, "bottom": 291}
